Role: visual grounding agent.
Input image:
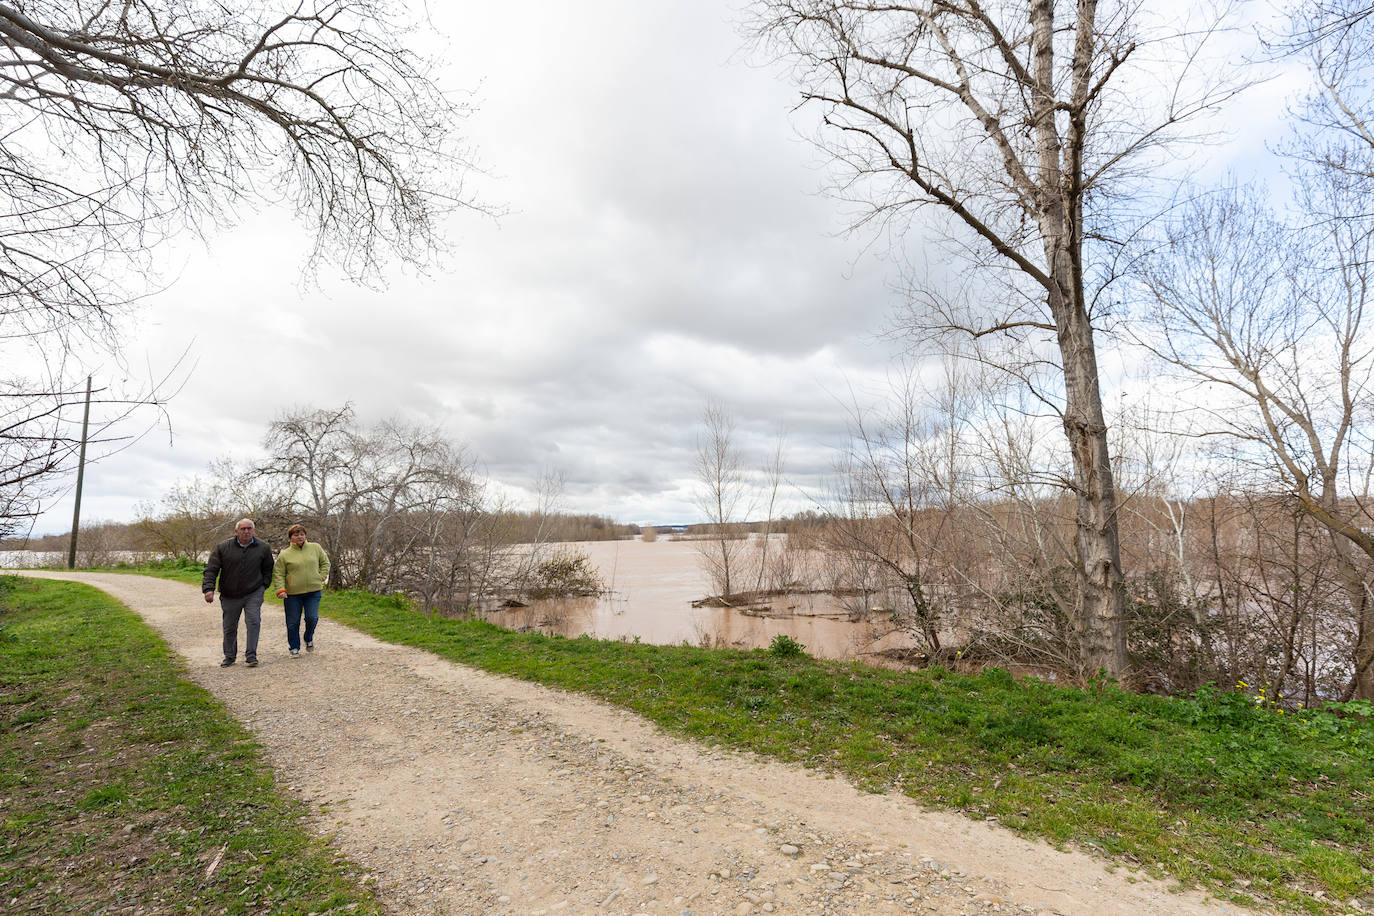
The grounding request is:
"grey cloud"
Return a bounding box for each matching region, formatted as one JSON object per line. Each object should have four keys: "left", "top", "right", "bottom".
{"left": 27, "top": 0, "right": 925, "bottom": 533}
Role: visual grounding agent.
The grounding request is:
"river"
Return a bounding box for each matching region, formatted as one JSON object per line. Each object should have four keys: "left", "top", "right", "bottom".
{"left": 490, "top": 536, "right": 922, "bottom": 663}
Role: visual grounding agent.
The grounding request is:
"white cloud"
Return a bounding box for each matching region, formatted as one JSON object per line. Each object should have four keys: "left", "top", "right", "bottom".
{"left": 23, "top": 0, "right": 1290, "bottom": 536}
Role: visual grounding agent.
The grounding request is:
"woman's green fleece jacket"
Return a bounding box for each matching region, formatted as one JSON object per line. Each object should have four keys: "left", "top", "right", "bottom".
{"left": 271, "top": 542, "right": 331, "bottom": 595}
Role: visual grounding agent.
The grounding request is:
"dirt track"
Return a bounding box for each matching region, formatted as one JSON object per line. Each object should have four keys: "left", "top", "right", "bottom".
{"left": 23, "top": 572, "right": 1263, "bottom": 916}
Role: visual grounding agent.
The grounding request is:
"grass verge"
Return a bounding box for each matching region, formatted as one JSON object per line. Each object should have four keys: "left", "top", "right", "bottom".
{"left": 105, "top": 556, "right": 205, "bottom": 585}
{"left": 0, "top": 575, "right": 379, "bottom": 915}
{"left": 317, "top": 588, "right": 1373, "bottom": 916}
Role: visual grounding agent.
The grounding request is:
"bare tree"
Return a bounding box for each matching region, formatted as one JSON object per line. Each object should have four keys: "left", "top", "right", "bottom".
{"left": 0, "top": 0, "right": 481, "bottom": 536}
{"left": 135, "top": 474, "right": 238, "bottom": 560}
{"left": 751, "top": 430, "right": 788, "bottom": 594}
{"left": 345, "top": 418, "right": 474, "bottom": 590}
{"left": 1, "top": 367, "right": 178, "bottom": 539}
{"left": 752, "top": 0, "right": 1247, "bottom": 678}
{"left": 1112, "top": 403, "right": 1212, "bottom": 607}
{"left": 1133, "top": 180, "right": 1374, "bottom": 698}
{"left": 828, "top": 362, "right": 969, "bottom": 652}
{"left": 1282, "top": 1, "right": 1374, "bottom": 193}
{"left": 395, "top": 457, "right": 493, "bottom": 615}
{"left": 695, "top": 400, "right": 750, "bottom": 600}
{"left": 260, "top": 404, "right": 358, "bottom": 584}
{"left": 1234, "top": 498, "right": 1350, "bottom": 707}
{"left": 1, "top": 0, "right": 476, "bottom": 302}
{"left": 961, "top": 390, "right": 1082, "bottom": 673}
{"left": 259, "top": 405, "right": 487, "bottom": 593}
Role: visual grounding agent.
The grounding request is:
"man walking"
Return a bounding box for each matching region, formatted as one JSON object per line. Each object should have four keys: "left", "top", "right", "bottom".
{"left": 203, "top": 518, "right": 275, "bottom": 668}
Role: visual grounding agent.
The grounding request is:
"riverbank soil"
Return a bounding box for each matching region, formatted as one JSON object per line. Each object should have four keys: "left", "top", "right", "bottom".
{"left": 21, "top": 573, "right": 1263, "bottom": 916}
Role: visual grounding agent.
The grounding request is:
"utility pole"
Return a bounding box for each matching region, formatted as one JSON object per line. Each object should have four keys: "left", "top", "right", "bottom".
{"left": 67, "top": 376, "right": 92, "bottom": 570}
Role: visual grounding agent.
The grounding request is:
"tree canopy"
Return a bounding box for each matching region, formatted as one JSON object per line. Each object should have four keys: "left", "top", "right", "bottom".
{"left": 0, "top": 0, "right": 479, "bottom": 537}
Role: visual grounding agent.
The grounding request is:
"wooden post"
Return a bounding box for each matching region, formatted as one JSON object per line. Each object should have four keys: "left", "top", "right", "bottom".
{"left": 67, "top": 376, "right": 92, "bottom": 570}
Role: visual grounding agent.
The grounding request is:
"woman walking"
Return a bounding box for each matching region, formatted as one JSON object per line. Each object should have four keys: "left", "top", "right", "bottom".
{"left": 273, "top": 524, "right": 331, "bottom": 658}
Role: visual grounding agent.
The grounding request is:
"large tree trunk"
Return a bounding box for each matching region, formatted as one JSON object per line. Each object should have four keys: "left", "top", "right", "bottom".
{"left": 1329, "top": 533, "right": 1374, "bottom": 700}
{"left": 1032, "top": 0, "right": 1128, "bottom": 680}
{"left": 1051, "top": 278, "right": 1129, "bottom": 679}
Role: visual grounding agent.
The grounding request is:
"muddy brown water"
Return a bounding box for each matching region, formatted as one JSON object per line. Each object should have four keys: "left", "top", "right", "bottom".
{"left": 491, "top": 537, "right": 924, "bottom": 662}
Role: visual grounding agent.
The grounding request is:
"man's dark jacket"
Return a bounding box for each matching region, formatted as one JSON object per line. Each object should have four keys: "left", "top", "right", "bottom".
{"left": 202, "top": 537, "right": 275, "bottom": 599}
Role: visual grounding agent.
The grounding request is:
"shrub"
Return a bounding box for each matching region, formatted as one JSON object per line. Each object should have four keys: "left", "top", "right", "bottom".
{"left": 524, "top": 550, "right": 605, "bottom": 599}
{"left": 1125, "top": 568, "right": 1229, "bottom": 694}
{"left": 767, "top": 633, "right": 807, "bottom": 658}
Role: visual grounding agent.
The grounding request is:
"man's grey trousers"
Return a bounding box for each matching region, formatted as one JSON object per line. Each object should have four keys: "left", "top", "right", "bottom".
{"left": 221, "top": 587, "right": 264, "bottom": 663}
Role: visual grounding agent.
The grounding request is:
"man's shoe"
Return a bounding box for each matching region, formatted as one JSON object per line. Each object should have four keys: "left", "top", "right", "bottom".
{"left": 289, "top": 649, "right": 300, "bottom": 658}
{"left": 305, "top": 642, "right": 314, "bottom": 652}
{"left": 245, "top": 658, "right": 259, "bottom": 668}
{"left": 220, "top": 658, "right": 235, "bottom": 668}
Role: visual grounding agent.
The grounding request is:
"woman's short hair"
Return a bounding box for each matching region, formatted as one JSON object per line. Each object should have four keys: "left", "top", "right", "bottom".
{"left": 287, "top": 524, "right": 308, "bottom": 538}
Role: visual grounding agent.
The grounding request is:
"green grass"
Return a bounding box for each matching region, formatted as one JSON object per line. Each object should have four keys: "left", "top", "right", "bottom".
{"left": 53, "top": 564, "right": 1374, "bottom": 913}
{"left": 106, "top": 556, "right": 206, "bottom": 584}
{"left": 316, "top": 588, "right": 1373, "bottom": 915}
{"left": 0, "top": 575, "right": 379, "bottom": 915}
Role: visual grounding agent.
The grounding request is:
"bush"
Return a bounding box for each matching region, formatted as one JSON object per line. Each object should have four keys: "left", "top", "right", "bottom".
{"left": 767, "top": 633, "right": 807, "bottom": 658}
{"left": 1125, "top": 569, "right": 1229, "bottom": 694}
{"left": 139, "top": 556, "right": 202, "bottom": 572}
{"left": 524, "top": 550, "right": 605, "bottom": 599}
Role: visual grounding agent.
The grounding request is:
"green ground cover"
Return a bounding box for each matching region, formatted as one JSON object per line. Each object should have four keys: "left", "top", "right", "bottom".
{"left": 0, "top": 576, "right": 378, "bottom": 915}
{"left": 319, "top": 588, "right": 1373, "bottom": 915}
{"left": 23, "top": 562, "right": 1374, "bottom": 914}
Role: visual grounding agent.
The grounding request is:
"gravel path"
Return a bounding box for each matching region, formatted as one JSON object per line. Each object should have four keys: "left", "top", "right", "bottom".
{"left": 24, "top": 572, "right": 1264, "bottom": 916}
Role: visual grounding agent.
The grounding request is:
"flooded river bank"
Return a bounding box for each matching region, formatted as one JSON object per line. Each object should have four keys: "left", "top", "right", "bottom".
{"left": 488, "top": 537, "right": 923, "bottom": 663}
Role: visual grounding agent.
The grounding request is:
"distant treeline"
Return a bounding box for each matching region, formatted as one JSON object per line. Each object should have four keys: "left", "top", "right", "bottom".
{"left": 0, "top": 511, "right": 821, "bottom": 555}
{"left": 498, "top": 511, "right": 639, "bottom": 544}
{"left": 1, "top": 512, "right": 638, "bottom": 556}
{"left": 665, "top": 512, "right": 826, "bottom": 539}
{"left": 0, "top": 531, "right": 73, "bottom": 551}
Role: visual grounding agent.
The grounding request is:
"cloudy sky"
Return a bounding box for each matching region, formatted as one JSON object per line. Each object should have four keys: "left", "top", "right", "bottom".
{"left": 29, "top": 0, "right": 1290, "bottom": 535}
